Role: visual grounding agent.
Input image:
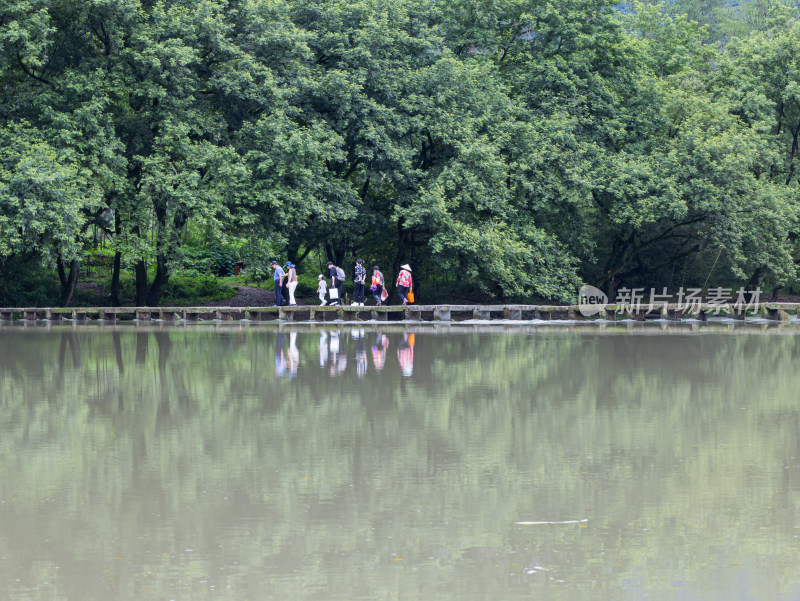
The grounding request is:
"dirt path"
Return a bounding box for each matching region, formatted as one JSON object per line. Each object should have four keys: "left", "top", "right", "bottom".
{"left": 200, "top": 285, "right": 314, "bottom": 307}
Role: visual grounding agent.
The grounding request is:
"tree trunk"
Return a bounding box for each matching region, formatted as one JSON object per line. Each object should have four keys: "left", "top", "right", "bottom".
{"left": 324, "top": 241, "right": 345, "bottom": 268}
{"left": 744, "top": 266, "right": 763, "bottom": 292}
{"left": 110, "top": 251, "right": 122, "bottom": 306}
{"left": 287, "top": 237, "right": 301, "bottom": 266}
{"left": 57, "top": 258, "right": 67, "bottom": 290}
{"left": 741, "top": 266, "right": 764, "bottom": 305}
{"left": 60, "top": 259, "right": 80, "bottom": 307}
{"left": 287, "top": 238, "right": 317, "bottom": 268}
{"left": 147, "top": 249, "right": 170, "bottom": 306}
{"left": 110, "top": 210, "right": 122, "bottom": 306}
{"left": 135, "top": 260, "right": 148, "bottom": 305}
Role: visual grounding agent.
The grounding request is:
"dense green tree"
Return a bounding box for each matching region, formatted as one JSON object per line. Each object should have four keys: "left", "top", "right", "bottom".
{"left": 585, "top": 3, "right": 796, "bottom": 294}
{"left": 0, "top": 122, "right": 105, "bottom": 306}
{"left": 710, "top": 4, "right": 800, "bottom": 291}
{"left": 441, "top": 0, "right": 796, "bottom": 295}
{"left": 1, "top": 0, "right": 799, "bottom": 305}
{"left": 270, "top": 0, "right": 583, "bottom": 300}
{"left": 1, "top": 0, "right": 261, "bottom": 305}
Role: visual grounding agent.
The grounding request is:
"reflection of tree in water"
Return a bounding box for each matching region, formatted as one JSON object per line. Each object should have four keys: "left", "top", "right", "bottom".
{"left": 135, "top": 330, "right": 148, "bottom": 365}
{"left": 153, "top": 330, "right": 172, "bottom": 373}
{"left": 2, "top": 327, "right": 800, "bottom": 599}
{"left": 57, "top": 330, "right": 82, "bottom": 373}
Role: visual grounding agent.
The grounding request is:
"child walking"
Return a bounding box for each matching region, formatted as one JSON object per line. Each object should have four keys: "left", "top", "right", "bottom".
{"left": 317, "top": 274, "right": 328, "bottom": 305}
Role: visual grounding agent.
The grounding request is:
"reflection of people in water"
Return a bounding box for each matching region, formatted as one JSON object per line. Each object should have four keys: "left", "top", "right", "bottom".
{"left": 334, "top": 353, "right": 347, "bottom": 376}
{"left": 397, "top": 332, "right": 415, "bottom": 377}
{"left": 328, "top": 330, "right": 347, "bottom": 377}
{"left": 319, "top": 330, "right": 329, "bottom": 368}
{"left": 278, "top": 329, "right": 416, "bottom": 378}
{"left": 275, "top": 332, "right": 286, "bottom": 377}
{"left": 371, "top": 333, "right": 389, "bottom": 372}
{"left": 354, "top": 329, "right": 367, "bottom": 379}
{"left": 287, "top": 331, "right": 299, "bottom": 378}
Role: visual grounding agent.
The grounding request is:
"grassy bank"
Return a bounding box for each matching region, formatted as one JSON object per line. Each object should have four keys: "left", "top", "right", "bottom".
{"left": 0, "top": 258, "right": 236, "bottom": 307}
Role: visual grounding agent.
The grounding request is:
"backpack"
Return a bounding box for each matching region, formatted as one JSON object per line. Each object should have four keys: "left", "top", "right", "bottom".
{"left": 335, "top": 266, "right": 346, "bottom": 281}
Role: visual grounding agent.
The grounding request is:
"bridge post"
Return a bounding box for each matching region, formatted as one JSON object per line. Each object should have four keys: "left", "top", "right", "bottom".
{"left": 435, "top": 307, "right": 451, "bottom": 321}
{"left": 161, "top": 309, "right": 179, "bottom": 322}
{"left": 764, "top": 306, "right": 790, "bottom": 321}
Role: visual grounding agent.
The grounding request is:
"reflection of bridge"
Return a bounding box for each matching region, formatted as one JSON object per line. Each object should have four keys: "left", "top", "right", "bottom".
{"left": 1, "top": 303, "right": 799, "bottom": 322}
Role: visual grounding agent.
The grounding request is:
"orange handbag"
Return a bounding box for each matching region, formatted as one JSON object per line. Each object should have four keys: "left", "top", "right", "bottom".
{"left": 407, "top": 290, "right": 415, "bottom": 303}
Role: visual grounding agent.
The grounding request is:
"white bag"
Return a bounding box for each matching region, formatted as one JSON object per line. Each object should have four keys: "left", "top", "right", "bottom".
{"left": 328, "top": 287, "right": 339, "bottom": 300}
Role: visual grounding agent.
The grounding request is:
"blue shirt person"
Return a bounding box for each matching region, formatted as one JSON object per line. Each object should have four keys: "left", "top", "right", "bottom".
{"left": 271, "top": 260, "right": 285, "bottom": 306}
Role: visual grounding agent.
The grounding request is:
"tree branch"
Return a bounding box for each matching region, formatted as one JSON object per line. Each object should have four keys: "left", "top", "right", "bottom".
{"left": 16, "top": 53, "right": 55, "bottom": 88}
{"left": 637, "top": 214, "right": 708, "bottom": 250}
{"left": 342, "top": 158, "right": 361, "bottom": 180}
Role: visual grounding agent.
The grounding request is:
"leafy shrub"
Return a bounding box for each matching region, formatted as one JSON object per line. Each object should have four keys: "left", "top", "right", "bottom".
{"left": 295, "top": 272, "right": 319, "bottom": 296}
{"left": 182, "top": 245, "right": 238, "bottom": 277}
{"left": 161, "top": 273, "right": 237, "bottom": 305}
{"left": 0, "top": 255, "right": 60, "bottom": 306}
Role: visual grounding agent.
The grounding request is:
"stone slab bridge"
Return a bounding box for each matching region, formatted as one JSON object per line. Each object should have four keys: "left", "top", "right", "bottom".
{"left": 1, "top": 303, "right": 799, "bottom": 323}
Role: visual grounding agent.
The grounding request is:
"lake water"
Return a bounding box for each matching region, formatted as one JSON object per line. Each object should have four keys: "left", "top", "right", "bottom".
{"left": 2, "top": 322, "right": 800, "bottom": 600}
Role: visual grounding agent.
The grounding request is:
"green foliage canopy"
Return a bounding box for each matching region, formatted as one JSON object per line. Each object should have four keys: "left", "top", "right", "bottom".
{"left": 1, "top": 0, "right": 799, "bottom": 304}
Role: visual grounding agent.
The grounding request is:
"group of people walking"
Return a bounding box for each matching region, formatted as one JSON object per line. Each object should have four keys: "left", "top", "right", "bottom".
{"left": 320, "top": 260, "right": 413, "bottom": 306}
{"left": 270, "top": 260, "right": 298, "bottom": 307}
{"left": 272, "top": 258, "right": 414, "bottom": 307}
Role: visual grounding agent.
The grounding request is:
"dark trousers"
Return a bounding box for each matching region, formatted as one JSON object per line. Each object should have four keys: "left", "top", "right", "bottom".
{"left": 398, "top": 285, "right": 410, "bottom": 303}
{"left": 354, "top": 281, "right": 365, "bottom": 303}
{"left": 372, "top": 285, "right": 383, "bottom": 304}
{"left": 274, "top": 282, "right": 284, "bottom": 306}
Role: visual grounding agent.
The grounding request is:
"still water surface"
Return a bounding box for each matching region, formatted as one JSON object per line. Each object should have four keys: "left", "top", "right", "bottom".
{"left": 2, "top": 323, "right": 800, "bottom": 600}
